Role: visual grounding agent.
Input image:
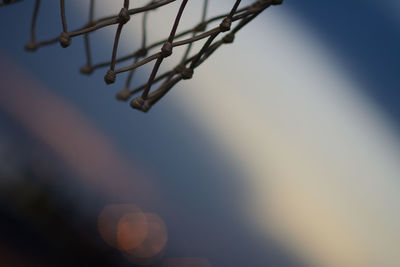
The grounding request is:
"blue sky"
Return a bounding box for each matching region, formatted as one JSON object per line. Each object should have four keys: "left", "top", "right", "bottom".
{"left": 0, "top": 1, "right": 399, "bottom": 267}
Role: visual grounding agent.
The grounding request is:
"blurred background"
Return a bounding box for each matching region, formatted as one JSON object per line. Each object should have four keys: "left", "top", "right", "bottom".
{"left": 0, "top": 1, "right": 399, "bottom": 266}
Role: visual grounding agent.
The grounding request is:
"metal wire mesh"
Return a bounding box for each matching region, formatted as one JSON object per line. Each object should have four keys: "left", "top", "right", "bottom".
{"left": 1, "top": 0, "right": 283, "bottom": 112}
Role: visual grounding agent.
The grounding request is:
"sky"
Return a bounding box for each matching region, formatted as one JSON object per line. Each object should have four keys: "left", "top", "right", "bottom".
{"left": 0, "top": 1, "right": 399, "bottom": 267}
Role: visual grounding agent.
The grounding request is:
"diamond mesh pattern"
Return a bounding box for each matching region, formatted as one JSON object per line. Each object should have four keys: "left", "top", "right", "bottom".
{"left": 1, "top": 0, "right": 283, "bottom": 112}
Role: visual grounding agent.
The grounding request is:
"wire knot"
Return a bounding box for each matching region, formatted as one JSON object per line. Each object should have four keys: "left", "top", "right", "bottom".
{"left": 24, "top": 41, "right": 38, "bottom": 52}
{"left": 118, "top": 8, "right": 130, "bottom": 24}
{"left": 223, "top": 33, "right": 235, "bottom": 44}
{"left": 161, "top": 42, "right": 173, "bottom": 58}
{"left": 116, "top": 89, "right": 131, "bottom": 101}
{"left": 175, "top": 65, "right": 193, "bottom": 80}
{"left": 130, "top": 97, "right": 151, "bottom": 112}
{"left": 194, "top": 22, "right": 207, "bottom": 32}
{"left": 80, "top": 64, "right": 93, "bottom": 75}
{"left": 104, "top": 69, "right": 116, "bottom": 84}
{"left": 59, "top": 32, "right": 71, "bottom": 48}
{"left": 219, "top": 17, "right": 232, "bottom": 32}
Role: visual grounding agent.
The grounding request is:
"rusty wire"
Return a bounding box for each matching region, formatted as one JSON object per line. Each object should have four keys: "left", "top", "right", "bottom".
{"left": 1, "top": 0, "right": 283, "bottom": 112}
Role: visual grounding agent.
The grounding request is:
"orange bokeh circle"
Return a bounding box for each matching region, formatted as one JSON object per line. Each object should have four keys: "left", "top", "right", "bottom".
{"left": 123, "top": 213, "right": 168, "bottom": 265}
{"left": 117, "top": 212, "right": 148, "bottom": 251}
{"left": 98, "top": 204, "right": 147, "bottom": 250}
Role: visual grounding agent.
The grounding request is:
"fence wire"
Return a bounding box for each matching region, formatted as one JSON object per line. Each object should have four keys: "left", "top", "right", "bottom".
{"left": 1, "top": 0, "right": 283, "bottom": 112}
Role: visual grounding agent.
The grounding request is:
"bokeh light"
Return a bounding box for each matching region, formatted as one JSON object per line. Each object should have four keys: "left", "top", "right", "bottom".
{"left": 128, "top": 213, "right": 168, "bottom": 258}
{"left": 124, "top": 213, "right": 168, "bottom": 265}
{"left": 98, "top": 205, "right": 168, "bottom": 265}
{"left": 1, "top": 1, "right": 399, "bottom": 266}
{"left": 117, "top": 212, "right": 148, "bottom": 251}
{"left": 98, "top": 204, "right": 146, "bottom": 250}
